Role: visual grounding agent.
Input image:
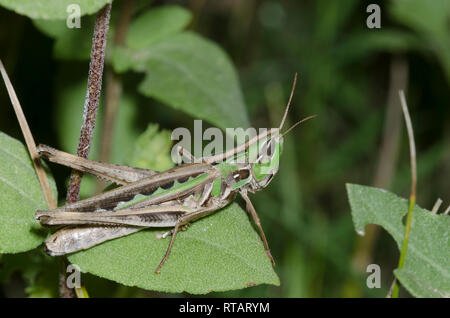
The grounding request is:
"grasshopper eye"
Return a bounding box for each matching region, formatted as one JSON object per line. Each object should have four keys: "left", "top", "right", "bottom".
{"left": 266, "top": 142, "right": 274, "bottom": 156}
{"left": 258, "top": 140, "right": 275, "bottom": 164}
{"left": 233, "top": 169, "right": 250, "bottom": 181}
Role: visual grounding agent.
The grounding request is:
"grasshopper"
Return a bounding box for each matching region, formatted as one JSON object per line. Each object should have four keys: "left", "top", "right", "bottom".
{"left": 34, "top": 74, "right": 315, "bottom": 273}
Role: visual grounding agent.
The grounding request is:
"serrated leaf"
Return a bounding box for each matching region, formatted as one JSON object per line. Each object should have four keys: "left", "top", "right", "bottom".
{"left": 346, "top": 184, "right": 450, "bottom": 298}
{"left": 126, "top": 5, "right": 192, "bottom": 49}
{"left": 0, "top": 132, "right": 57, "bottom": 253}
{"left": 68, "top": 203, "right": 279, "bottom": 294}
{"left": 111, "top": 31, "right": 249, "bottom": 129}
{"left": 0, "top": 0, "right": 112, "bottom": 20}
{"left": 130, "top": 124, "right": 174, "bottom": 171}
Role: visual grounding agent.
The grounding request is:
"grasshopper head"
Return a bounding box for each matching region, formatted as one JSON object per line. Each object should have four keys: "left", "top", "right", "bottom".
{"left": 248, "top": 132, "right": 283, "bottom": 191}
{"left": 243, "top": 73, "right": 315, "bottom": 192}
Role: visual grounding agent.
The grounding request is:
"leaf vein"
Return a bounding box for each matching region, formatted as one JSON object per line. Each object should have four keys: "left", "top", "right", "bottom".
{"left": 0, "top": 175, "right": 41, "bottom": 206}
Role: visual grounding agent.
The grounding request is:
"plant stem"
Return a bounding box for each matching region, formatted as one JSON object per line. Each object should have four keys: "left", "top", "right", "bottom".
{"left": 66, "top": 3, "right": 112, "bottom": 203}
{"left": 351, "top": 57, "right": 408, "bottom": 277}
{"left": 61, "top": 2, "right": 112, "bottom": 298}
{"left": 0, "top": 60, "right": 57, "bottom": 209}
{"left": 99, "top": 0, "right": 134, "bottom": 164}
{"left": 391, "top": 90, "right": 417, "bottom": 298}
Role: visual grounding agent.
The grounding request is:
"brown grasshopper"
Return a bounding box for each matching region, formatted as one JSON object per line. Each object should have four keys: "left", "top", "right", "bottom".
{"left": 2, "top": 66, "right": 313, "bottom": 273}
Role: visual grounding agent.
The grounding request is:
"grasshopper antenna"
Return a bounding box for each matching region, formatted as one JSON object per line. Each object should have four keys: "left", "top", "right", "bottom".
{"left": 281, "top": 115, "right": 316, "bottom": 138}
{"left": 279, "top": 72, "right": 298, "bottom": 131}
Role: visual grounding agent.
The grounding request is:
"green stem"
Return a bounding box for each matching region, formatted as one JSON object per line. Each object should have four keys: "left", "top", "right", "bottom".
{"left": 390, "top": 90, "right": 417, "bottom": 298}
{"left": 392, "top": 195, "right": 415, "bottom": 298}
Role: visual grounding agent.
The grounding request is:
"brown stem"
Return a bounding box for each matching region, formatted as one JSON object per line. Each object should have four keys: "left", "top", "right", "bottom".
{"left": 351, "top": 56, "right": 409, "bottom": 275}
{"left": 99, "top": 0, "right": 134, "bottom": 165}
{"left": 59, "top": 258, "right": 75, "bottom": 298}
{"left": 66, "top": 3, "right": 112, "bottom": 203}
{"left": 61, "top": 3, "right": 112, "bottom": 298}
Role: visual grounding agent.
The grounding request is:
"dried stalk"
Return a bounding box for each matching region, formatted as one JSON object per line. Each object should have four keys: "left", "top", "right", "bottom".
{"left": 99, "top": 0, "right": 135, "bottom": 164}
{"left": 61, "top": 3, "right": 112, "bottom": 298}
{"left": 66, "top": 3, "right": 112, "bottom": 203}
{"left": 351, "top": 57, "right": 408, "bottom": 275}
{"left": 0, "top": 60, "right": 57, "bottom": 209}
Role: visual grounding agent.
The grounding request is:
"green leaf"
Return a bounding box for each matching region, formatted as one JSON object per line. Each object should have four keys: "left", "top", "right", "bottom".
{"left": 31, "top": 2, "right": 161, "bottom": 61}
{"left": 390, "top": 0, "right": 450, "bottom": 38}
{"left": 129, "top": 124, "right": 174, "bottom": 171}
{"left": 336, "top": 30, "right": 420, "bottom": 64}
{"left": 0, "top": 0, "right": 112, "bottom": 20}
{"left": 390, "top": 0, "right": 450, "bottom": 83}
{"left": 68, "top": 203, "right": 279, "bottom": 294}
{"left": 33, "top": 17, "right": 98, "bottom": 60}
{"left": 112, "top": 31, "right": 250, "bottom": 129}
{"left": 346, "top": 184, "right": 450, "bottom": 298}
{"left": 0, "top": 132, "right": 57, "bottom": 254}
{"left": 126, "top": 5, "right": 192, "bottom": 49}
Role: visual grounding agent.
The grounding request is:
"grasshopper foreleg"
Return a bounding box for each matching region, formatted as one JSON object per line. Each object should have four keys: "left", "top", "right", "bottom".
{"left": 240, "top": 190, "right": 276, "bottom": 267}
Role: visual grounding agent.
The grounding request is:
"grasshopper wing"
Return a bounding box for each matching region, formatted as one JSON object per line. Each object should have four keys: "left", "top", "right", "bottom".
{"left": 36, "top": 206, "right": 191, "bottom": 227}
{"left": 44, "top": 163, "right": 217, "bottom": 213}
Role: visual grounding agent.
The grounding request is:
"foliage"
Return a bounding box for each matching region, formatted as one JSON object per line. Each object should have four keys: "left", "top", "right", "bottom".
{"left": 0, "top": 0, "right": 112, "bottom": 19}
{"left": 0, "top": 132, "right": 57, "bottom": 254}
{"left": 129, "top": 124, "right": 173, "bottom": 171}
{"left": 347, "top": 184, "right": 450, "bottom": 298}
{"left": 0, "top": 0, "right": 449, "bottom": 298}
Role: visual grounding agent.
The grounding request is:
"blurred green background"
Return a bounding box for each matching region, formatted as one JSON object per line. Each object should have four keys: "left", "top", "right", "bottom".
{"left": 0, "top": 0, "right": 449, "bottom": 297}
